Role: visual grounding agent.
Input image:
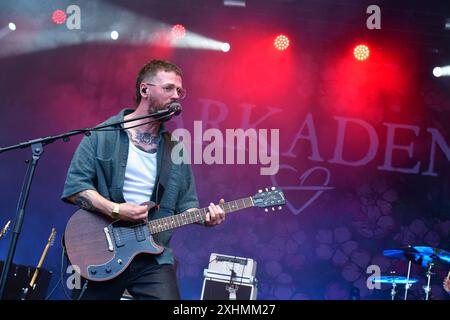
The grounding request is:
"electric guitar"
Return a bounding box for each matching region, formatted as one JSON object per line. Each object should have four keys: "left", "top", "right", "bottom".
{"left": 21, "top": 228, "right": 56, "bottom": 299}
{"left": 64, "top": 187, "right": 286, "bottom": 282}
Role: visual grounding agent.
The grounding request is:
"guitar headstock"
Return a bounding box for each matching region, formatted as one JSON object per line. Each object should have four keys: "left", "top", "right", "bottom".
{"left": 252, "top": 187, "right": 286, "bottom": 212}
{"left": 0, "top": 220, "right": 11, "bottom": 239}
{"left": 48, "top": 228, "right": 56, "bottom": 247}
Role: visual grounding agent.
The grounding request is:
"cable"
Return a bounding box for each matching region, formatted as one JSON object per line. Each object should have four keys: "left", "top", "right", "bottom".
{"left": 77, "top": 280, "right": 88, "bottom": 300}
{"left": 44, "top": 277, "right": 60, "bottom": 300}
{"left": 87, "top": 113, "right": 173, "bottom": 133}
{"left": 58, "top": 236, "right": 77, "bottom": 300}
{"left": 43, "top": 236, "right": 67, "bottom": 300}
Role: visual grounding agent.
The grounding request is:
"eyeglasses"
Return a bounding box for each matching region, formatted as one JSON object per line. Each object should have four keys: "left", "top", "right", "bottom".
{"left": 145, "top": 83, "right": 186, "bottom": 99}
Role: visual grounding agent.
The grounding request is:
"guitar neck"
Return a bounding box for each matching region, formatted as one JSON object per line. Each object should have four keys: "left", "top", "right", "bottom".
{"left": 29, "top": 244, "right": 51, "bottom": 288}
{"left": 0, "top": 220, "right": 11, "bottom": 238}
{"left": 147, "top": 197, "right": 254, "bottom": 235}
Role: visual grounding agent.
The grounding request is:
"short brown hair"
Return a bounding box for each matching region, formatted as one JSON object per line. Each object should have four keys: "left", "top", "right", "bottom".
{"left": 135, "top": 59, "right": 182, "bottom": 104}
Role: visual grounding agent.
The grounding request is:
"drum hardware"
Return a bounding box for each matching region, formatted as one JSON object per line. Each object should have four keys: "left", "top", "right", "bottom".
{"left": 383, "top": 245, "right": 450, "bottom": 300}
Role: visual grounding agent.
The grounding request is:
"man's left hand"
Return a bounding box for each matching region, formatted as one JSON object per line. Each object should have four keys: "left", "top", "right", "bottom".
{"left": 205, "top": 198, "right": 226, "bottom": 227}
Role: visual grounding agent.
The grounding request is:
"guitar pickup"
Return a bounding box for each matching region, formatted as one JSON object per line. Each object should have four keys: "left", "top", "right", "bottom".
{"left": 134, "top": 225, "right": 146, "bottom": 242}
{"left": 112, "top": 227, "right": 125, "bottom": 247}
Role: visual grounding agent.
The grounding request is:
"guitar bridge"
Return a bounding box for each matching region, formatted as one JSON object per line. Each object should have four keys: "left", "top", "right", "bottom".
{"left": 103, "top": 227, "right": 114, "bottom": 252}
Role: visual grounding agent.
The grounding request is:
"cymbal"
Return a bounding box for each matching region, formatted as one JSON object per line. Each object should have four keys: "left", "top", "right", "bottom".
{"left": 372, "top": 276, "right": 418, "bottom": 284}
{"left": 383, "top": 246, "right": 450, "bottom": 267}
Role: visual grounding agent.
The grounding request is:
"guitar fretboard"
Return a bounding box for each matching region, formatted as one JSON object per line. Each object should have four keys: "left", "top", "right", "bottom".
{"left": 147, "top": 197, "right": 254, "bottom": 234}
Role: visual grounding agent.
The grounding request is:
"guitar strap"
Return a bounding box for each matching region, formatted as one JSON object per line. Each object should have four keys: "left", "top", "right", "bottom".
{"left": 151, "top": 132, "right": 175, "bottom": 209}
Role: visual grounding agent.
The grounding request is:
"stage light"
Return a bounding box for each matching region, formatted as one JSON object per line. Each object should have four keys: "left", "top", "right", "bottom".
{"left": 223, "top": 0, "right": 246, "bottom": 7}
{"left": 433, "top": 67, "right": 442, "bottom": 77}
{"left": 354, "top": 44, "right": 370, "bottom": 61}
{"left": 110, "top": 30, "right": 119, "bottom": 40}
{"left": 433, "top": 65, "right": 450, "bottom": 77}
{"left": 445, "top": 18, "right": 450, "bottom": 30}
{"left": 221, "top": 42, "right": 230, "bottom": 52}
{"left": 0, "top": 2, "right": 229, "bottom": 57}
{"left": 8, "top": 22, "right": 16, "bottom": 31}
{"left": 171, "top": 24, "right": 186, "bottom": 39}
{"left": 52, "top": 9, "right": 67, "bottom": 25}
{"left": 274, "top": 34, "right": 290, "bottom": 51}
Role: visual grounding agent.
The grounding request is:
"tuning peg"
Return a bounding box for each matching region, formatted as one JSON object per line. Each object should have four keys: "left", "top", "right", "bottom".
{"left": 278, "top": 206, "right": 282, "bottom": 210}
{"left": 258, "top": 189, "right": 263, "bottom": 193}
{"left": 265, "top": 188, "right": 269, "bottom": 192}
{"left": 271, "top": 187, "right": 276, "bottom": 190}
{"left": 264, "top": 208, "right": 268, "bottom": 212}
{"left": 272, "top": 207, "right": 275, "bottom": 211}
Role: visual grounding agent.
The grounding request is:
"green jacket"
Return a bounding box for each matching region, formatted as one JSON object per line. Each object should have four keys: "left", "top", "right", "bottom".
{"left": 61, "top": 108, "right": 199, "bottom": 265}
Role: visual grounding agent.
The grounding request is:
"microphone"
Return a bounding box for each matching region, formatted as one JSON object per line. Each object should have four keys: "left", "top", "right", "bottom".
{"left": 168, "top": 102, "right": 182, "bottom": 116}
{"left": 149, "top": 103, "right": 182, "bottom": 122}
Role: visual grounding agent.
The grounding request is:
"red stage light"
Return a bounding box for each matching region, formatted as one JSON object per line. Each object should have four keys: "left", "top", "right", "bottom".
{"left": 171, "top": 24, "right": 186, "bottom": 39}
{"left": 52, "top": 9, "right": 67, "bottom": 25}
{"left": 354, "top": 44, "right": 370, "bottom": 61}
{"left": 274, "top": 34, "right": 290, "bottom": 51}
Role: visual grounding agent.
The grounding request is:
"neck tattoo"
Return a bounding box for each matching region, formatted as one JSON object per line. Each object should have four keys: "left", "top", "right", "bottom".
{"left": 135, "top": 132, "right": 160, "bottom": 145}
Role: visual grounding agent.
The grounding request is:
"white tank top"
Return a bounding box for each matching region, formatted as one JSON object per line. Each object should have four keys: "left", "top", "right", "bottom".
{"left": 122, "top": 141, "right": 157, "bottom": 205}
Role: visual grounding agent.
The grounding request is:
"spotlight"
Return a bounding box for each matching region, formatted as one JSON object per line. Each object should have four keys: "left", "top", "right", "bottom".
{"left": 433, "top": 67, "right": 443, "bottom": 77}
{"left": 274, "top": 34, "right": 290, "bottom": 51}
{"left": 354, "top": 44, "right": 370, "bottom": 61}
{"left": 221, "top": 42, "right": 230, "bottom": 52}
{"left": 445, "top": 18, "right": 450, "bottom": 30}
{"left": 171, "top": 24, "right": 186, "bottom": 39}
{"left": 223, "top": 0, "right": 246, "bottom": 7}
{"left": 110, "top": 30, "right": 119, "bottom": 40}
{"left": 52, "top": 9, "right": 67, "bottom": 25}
{"left": 433, "top": 65, "right": 450, "bottom": 77}
{"left": 8, "top": 22, "right": 16, "bottom": 31}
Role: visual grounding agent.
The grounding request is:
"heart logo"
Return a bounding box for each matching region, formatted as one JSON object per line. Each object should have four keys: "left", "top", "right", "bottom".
{"left": 271, "top": 165, "right": 334, "bottom": 215}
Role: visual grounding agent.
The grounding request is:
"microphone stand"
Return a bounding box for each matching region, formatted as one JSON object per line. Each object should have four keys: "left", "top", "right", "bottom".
{"left": 0, "top": 107, "right": 176, "bottom": 299}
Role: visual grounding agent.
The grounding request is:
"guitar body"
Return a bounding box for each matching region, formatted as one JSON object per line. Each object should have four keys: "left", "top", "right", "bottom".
{"left": 64, "top": 208, "right": 163, "bottom": 282}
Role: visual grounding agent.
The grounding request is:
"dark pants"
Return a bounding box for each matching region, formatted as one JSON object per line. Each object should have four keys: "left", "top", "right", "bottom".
{"left": 72, "top": 254, "right": 180, "bottom": 300}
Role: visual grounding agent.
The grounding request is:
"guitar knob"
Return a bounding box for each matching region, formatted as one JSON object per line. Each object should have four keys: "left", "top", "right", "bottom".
{"left": 272, "top": 207, "right": 275, "bottom": 211}
{"left": 258, "top": 189, "right": 262, "bottom": 193}
{"left": 90, "top": 270, "right": 97, "bottom": 275}
{"left": 264, "top": 208, "right": 268, "bottom": 212}
{"left": 271, "top": 187, "right": 276, "bottom": 190}
{"left": 278, "top": 206, "right": 282, "bottom": 210}
{"left": 265, "top": 188, "right": 269, "bottom": 192}
{"left": 105, "top": 267, "right": 112, "bottom": 273}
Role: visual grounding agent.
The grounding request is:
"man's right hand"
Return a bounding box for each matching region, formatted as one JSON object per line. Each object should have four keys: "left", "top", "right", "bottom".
{"left": 116, "top": 203, "right": 149, "bottom": 222}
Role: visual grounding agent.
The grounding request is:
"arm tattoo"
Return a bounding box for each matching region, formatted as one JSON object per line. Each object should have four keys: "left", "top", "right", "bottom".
{"left": 75, "top": 195, "right": 95, "bottom": 211}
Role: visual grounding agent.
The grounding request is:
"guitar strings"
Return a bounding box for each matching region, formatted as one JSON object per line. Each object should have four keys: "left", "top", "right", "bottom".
{"left": 107, "top": 200, "right": 253, "bottom": 241}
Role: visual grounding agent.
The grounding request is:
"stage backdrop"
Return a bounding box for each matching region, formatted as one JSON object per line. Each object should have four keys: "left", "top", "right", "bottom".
{"left": 0, "top": 0, "right": 449, "bottom": 300}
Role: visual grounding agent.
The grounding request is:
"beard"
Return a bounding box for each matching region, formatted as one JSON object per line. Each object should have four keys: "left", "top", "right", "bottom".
{"left": 147, "top": 96, "right": 170, "bottom": 115}
{"left": 147, "top": 96, "right": 173, "bottom": 122}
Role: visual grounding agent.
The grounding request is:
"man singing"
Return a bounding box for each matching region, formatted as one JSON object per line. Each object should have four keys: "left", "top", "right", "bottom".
{"left": 62, "top": 59, "right": 225, "bottom": 300}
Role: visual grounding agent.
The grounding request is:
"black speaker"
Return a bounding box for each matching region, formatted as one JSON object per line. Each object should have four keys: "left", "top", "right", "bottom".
{"left": 0, "top": 261, "right": 52, "bottom": 300}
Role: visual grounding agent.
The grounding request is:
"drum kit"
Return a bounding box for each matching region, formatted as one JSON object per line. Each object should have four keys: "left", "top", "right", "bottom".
{"left": 373, "top": 245, "right": 450, "bottom": 300}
